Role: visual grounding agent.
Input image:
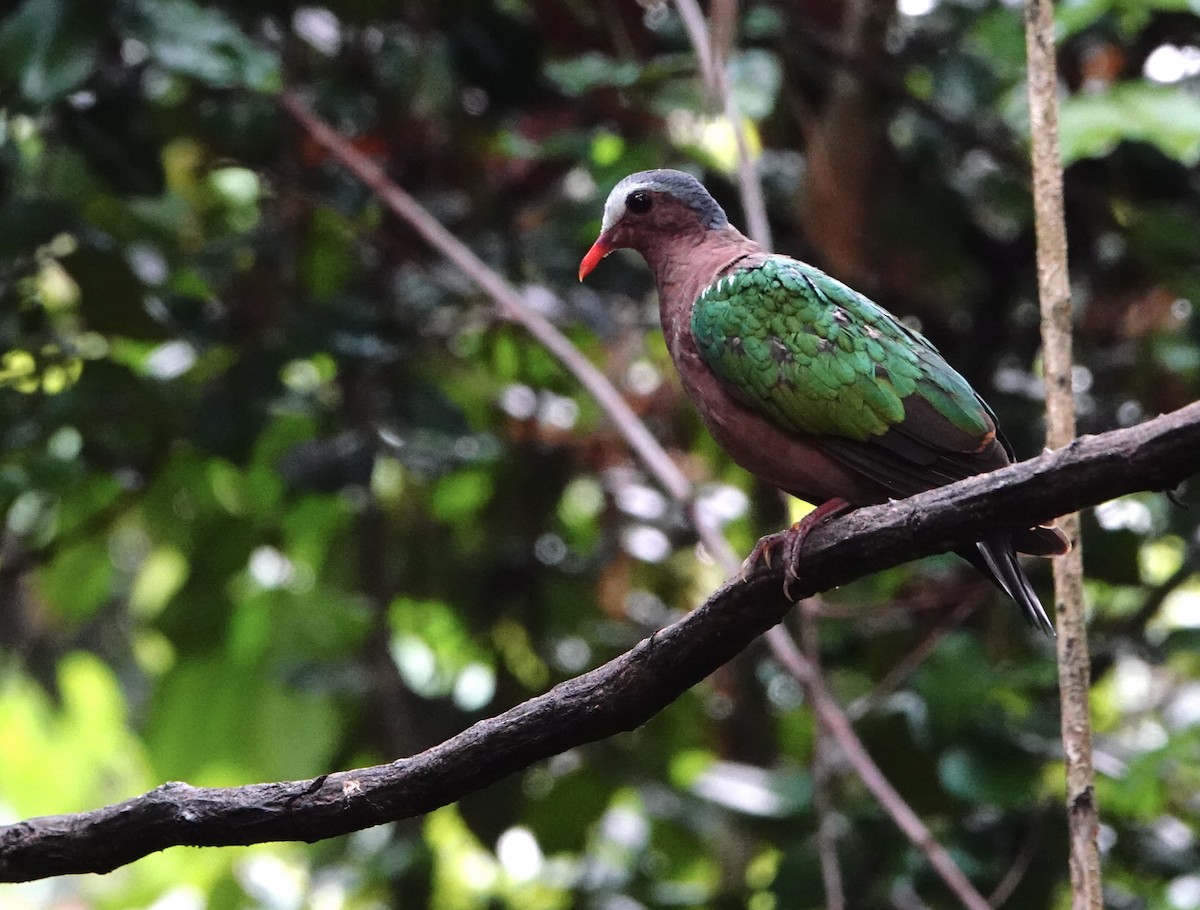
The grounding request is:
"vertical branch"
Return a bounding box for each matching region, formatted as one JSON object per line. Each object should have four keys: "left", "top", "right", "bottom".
{"left": 797, "top": 0, "right": 881, "bottom": 280}
{"left": 1023, "top": 2, "right": 1101, "bottom": 907}
{"left": 282, "top": 90, "right": 990, "bottom": 908}
{"left": 669, "top": 8, "right": 989, "bottom": 905}
{"left": 801, "top": 606, "right": 846, "bottom": 910}
{"left": 673, "top": 0, "right": 773, "bottom": 249}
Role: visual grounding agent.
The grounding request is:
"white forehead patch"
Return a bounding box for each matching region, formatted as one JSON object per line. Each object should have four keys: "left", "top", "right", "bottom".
{"left": 600, "top": 174, "right": 646, "bottom": 232}
{"left": 597, "top": 169, "right": 728, "bottom": 234}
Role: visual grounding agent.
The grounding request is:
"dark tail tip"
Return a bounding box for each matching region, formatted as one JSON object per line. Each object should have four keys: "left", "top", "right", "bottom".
{"left": 975, "top": 535, "right": 1056, "bottom": 636}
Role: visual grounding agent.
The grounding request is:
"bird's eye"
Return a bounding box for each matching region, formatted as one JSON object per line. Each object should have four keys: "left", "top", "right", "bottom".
{"left": 626, "top": 191, "right": 654, "bottom": 215}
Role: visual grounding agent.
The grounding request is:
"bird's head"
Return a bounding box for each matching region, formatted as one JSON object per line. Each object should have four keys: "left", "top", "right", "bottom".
{"left": 578, "top": 169, "right": 730, "bottom": 281}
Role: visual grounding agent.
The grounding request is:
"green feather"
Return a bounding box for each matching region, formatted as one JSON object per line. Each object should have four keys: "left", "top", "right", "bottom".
{"left": 691, "top": 258, "right": 992, "bottom": 444}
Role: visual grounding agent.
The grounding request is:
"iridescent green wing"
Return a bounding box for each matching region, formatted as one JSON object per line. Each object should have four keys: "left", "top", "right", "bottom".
{"left": 690, "top": 258, "right": 993, "bottom": 450}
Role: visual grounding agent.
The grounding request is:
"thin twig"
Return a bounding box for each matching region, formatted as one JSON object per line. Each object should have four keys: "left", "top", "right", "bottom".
{"left": 4, "top": 401, "right": 1200, "bottom": 882}
{"left": 282, "top": 93, "right": 753, "bottom": 565}
{"left": 280, "top": 93, "right": 692, "bottom": 505}
{"left": 672, "top": 0, "right": 772, "bottom": 249}
{"left": 765, "top": 624, "right": 991, "bottom": 910}
{"left": 281, "top": 92, "right": 753, "bottom": 600}
{"left": 1024, "top": 1, "right": 1102, "bottom": 906}
{"left": 673, "top": 0, "right": 718, "bottom": 93}
{"left": 1115, "top": 544, "right": 1198, "bottom": 636}
{"left": 847, "top": 596, "right": 981, "bottom": 721}
{"left": 801, "top": 606, "right": 846, "bottom": 910}
{"left": 666, "top": 7, "right": 994, "bottom": 905}
{"left": 988, "top": 807, "right": 1048, "bottom": 908}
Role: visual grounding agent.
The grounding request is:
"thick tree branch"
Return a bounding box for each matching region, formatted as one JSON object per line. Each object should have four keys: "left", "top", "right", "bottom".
{"left": 2, "top": 402, "right": 1199, "bottom": 882}
{"left": 279, "top": 91, "right": 1156, "bottom": 907}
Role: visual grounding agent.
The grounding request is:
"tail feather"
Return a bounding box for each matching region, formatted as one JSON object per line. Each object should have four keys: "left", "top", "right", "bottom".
{"left": 1013, "top": 523, "right": 1071, "bottom": 557}
{"left": 966, "top": 534, "right": 1056, "bottom": 636}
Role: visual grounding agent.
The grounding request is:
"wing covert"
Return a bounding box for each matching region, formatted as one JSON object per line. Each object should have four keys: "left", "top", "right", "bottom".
{"left": 690, "top": 258, "right": 994, "bottom": 454}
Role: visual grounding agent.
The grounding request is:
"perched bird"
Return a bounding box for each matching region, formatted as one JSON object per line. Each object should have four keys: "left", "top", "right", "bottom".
{"left": 579, "top": 169, "right": 1068, "bottom": 633}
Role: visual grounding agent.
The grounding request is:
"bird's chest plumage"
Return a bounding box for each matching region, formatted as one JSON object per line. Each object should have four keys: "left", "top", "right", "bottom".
{"left": 652, "top": 255, "right": 872, "bottom": 505}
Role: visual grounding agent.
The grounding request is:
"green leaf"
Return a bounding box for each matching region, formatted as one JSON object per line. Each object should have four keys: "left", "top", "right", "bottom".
{"left": 522, "top": 765, "right": 612, "bottom": 854}
{"left": 121, "top": 0, "right": 280, "bottom": 91}
{"left": 0, "top": 0, "right": 101, "bottom": 104}
{"left": 37, "top": 538, "right": 113, "bottom": 622}
{"left": 431, "top": 468, "right": 494, "bottom": 523}
{"left": 689, "top": 760, "right": 812, "bottom": 818}
{"left": 544, "top": 53, "right": 641, "bottom": 97}
{"left": 1059, "top": 83, "right": 1200, "bottom": 166}
{"left": 145, "top": 654, "right": 340, "bottom": 783}
{"left": 300, "top": 206, "right": 354, "bottom": 300}
{"left": 0, "top": 653, "right": 150, "bottom": 817}
{"left": 728, "top": 49, "right": 781, "bottom": 120}
{"left": 937, "top": 744, "right": 1040, "bottom": 808}
{"left": 1056, "top": 0, "right": 1200, "bottom": 38}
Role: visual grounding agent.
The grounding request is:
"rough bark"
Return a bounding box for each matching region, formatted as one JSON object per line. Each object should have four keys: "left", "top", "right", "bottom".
{"left": 1024, "top": 0, "right": 1103, "bottom": 904}
{"left": 2, "top": 401, "right": 1199, "bottom": 883}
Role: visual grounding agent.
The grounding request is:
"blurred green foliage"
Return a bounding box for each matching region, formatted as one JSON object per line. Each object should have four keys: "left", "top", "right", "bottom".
{"left": 1, "top": 0, "right": 1200, "bottom": 908}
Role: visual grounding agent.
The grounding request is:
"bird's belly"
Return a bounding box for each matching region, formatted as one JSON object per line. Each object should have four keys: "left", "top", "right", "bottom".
{"left": 676, "top": 354, "right": 883, "bottom": 507}
{"left": 700, "top": 398, "right": 872, "bottom": 505}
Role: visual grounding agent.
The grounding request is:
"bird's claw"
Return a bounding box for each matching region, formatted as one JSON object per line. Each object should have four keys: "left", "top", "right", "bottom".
{"left": 782, "top": 570, "right": 802, "bottom": 602}
{"left": 740, "top": 531, "right": 783, "bottom": 577}
{"left": 742, "top": 498, "right": 854, "bottom": 601}
{"left": 743, "top": 523, "right": 807, "bottom": 599}
{"left": 781, "top": 528, "right": 806, "bottom": 601}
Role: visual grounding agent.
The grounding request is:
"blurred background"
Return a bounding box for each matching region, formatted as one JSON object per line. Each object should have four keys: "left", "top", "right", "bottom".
{"left": 2, "top": 0, "right": 1200, "bottom": 907}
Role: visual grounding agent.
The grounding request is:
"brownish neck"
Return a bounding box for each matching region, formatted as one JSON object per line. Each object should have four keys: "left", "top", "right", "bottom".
{"left": 644, "top": 225, "right": 764, "bottom": 361}
{"left": 646, "top": 226, "right": 759, "bottom": 301}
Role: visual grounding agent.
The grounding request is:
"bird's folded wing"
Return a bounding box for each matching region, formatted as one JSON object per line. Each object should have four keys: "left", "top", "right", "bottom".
{"left": 691, "top": 257, "right": 996, "bottom": 460}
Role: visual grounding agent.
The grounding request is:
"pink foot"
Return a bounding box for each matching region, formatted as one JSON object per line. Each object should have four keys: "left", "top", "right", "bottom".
{"left": 741, "top": 497, "right": 852, "bottom": 601}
